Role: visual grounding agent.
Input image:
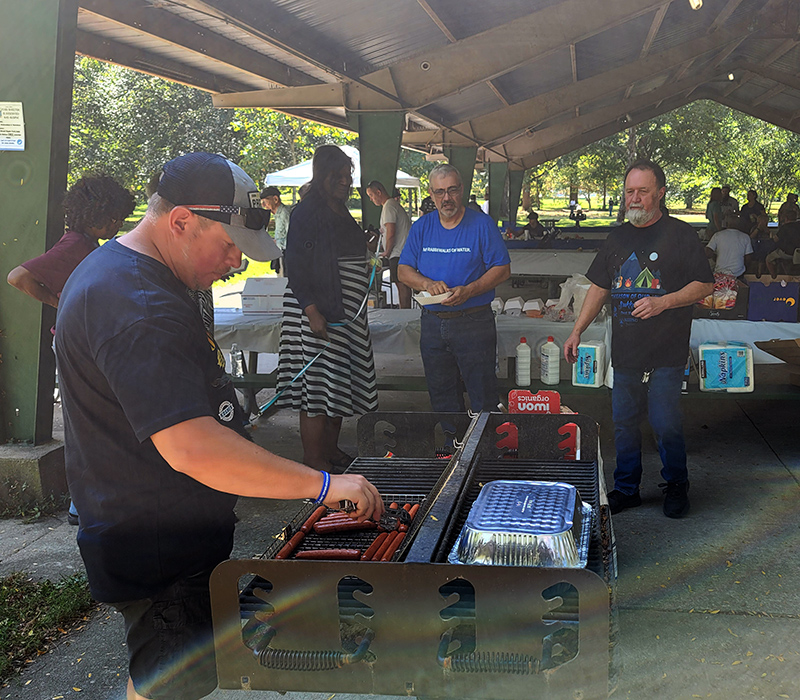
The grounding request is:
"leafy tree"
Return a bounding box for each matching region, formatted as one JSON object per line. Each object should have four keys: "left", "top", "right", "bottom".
{"left": 70, "top": 57, "right": 243, "bottom": 193}
{"left": 232, "top": 109, "right": 356, "bottom": 186}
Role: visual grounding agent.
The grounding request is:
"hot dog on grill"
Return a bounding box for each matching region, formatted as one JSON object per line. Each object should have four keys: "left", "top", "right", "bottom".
{"left": 274, "top": 530, "right": 305, "bottom": 559}
{"left": 313, "top": 519, "right": 378, "bottom": 535}
{"left": 361, "top": 532, "right": 388, "bottom": 560}
{"left": 294, "top": 549, "right": 361, "bottom": 560}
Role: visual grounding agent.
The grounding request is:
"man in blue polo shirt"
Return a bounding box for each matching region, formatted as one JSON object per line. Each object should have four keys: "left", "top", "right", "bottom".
{"left": 399, "top": 163, "right": 510, "bottom": 419}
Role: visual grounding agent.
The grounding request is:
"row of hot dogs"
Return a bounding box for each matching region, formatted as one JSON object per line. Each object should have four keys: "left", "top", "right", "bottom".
{"left": 274, "top": 502, "right": 421, "bottom": 561}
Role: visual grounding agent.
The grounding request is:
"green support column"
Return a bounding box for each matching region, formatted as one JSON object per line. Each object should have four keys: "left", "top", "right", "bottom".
{"left": 443, "top": 145, "right": 477, "bottom": 205}
{"left": 348, "top": 111, "right": 405, "bottom": 231}
{"left": 508, "top": 168, "right": 525, "bottom": 228}
{"left": 0, "top": 0, "right": 77, "bottom": 446}
{"left": 488, "top": 161, "right": 508, "bottom": 227}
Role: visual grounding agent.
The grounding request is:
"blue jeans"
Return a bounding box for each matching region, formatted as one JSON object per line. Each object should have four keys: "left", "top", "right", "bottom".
{"left": 612, "top": 366, "right": 687, "bottom": 495}
{"left": 420, "top": 306, "right": 498, "bottom": 414}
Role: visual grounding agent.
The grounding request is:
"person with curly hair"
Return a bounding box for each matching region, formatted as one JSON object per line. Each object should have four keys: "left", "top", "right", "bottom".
{"left": 7, "top": 175, "right": 135, "bottom": 307}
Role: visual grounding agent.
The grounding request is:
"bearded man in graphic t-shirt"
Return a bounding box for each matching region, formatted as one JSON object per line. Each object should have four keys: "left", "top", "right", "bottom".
{"left": 564, "top": 159, "right": 713, "bottom": 519}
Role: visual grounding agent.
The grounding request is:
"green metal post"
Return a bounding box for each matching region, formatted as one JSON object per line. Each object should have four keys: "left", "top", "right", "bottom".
{"left": 443, "top": 145, "right": 477, "bottom": 206}
{"left": 488, "top": 161, "right": 508, "bottom": 227}
{"left": 0, "top": 0, "right": 77, "bottom": 444}
{"left": 508, "top": 168, "right": 525, "bottom": 228}
{"left": 348, "top": 111, "right": 405, "bottom": 231}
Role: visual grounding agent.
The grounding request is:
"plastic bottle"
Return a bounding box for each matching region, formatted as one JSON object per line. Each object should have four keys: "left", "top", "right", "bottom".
{"left": 540, "top": 336, "right": 560, "bottom": 385}
{"left": 230, "top": 343, "right": 245, "bottom": 378}
{"left": 515, "top": 337, "right": 531, "bottom": 386}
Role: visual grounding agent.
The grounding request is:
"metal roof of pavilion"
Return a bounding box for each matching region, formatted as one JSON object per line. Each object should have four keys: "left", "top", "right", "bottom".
{"left": 75, "top": 0, "right": 800, "bottom": 170}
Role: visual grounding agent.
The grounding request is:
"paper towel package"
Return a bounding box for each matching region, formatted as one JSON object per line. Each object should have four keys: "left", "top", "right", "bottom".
{"left": 698, "top": 341, "right": 754, "bottom": 393}
{"left": 572, "top": 340, "right": 606, "bottom": 388}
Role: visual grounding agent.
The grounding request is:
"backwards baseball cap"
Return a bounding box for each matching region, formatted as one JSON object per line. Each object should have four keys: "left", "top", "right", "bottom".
{"left": 157, "top": 152, "right": 280, "bottom": 261}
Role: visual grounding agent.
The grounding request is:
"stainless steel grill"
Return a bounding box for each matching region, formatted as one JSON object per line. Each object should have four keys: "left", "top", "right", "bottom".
{"left": 211, "top": 411, "right": 618, "bottom": 700}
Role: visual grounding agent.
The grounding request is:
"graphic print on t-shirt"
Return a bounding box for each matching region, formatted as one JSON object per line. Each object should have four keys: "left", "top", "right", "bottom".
{"left": 611, "top": 252, "right": 667, "bottom": 325}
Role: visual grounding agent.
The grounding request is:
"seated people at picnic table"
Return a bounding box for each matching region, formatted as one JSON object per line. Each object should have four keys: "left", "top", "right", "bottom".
{"left": 7, "top": 175, "right": 135, "bottom": 308}
{"left": 766, "top": 208, "right": 800, "bottom": 277}
{"left": 705, "top": 213, "right": 752, "bottom": 278}
{"left": 276, "top": 145, "right": 378, "bottom": 472}
{"left": 778, "top": 193, "right": 800, "bottom": 225}
{"left": 518, "top": 211, "right": 547, "bottom": 241}
{"left": 748, "top": 213, "right": 776, "bottom": 276}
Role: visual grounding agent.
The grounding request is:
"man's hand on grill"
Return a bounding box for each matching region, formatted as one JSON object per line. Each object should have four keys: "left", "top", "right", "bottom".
{"left": 326, "top": 474, "right": 384, "bottom": 521}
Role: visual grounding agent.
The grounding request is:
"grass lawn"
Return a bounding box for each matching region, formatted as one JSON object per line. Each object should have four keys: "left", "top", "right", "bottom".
{"left": 0, "top": 572, "right": 93, "bottom": 684}
{"left": 120, "top": 200, "right": 710, "bottom": 299}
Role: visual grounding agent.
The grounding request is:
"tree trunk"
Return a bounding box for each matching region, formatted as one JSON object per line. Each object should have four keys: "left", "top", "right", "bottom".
{"left": 616, "top": 125, "right": 637, "bottom": 223}
{"left": 522, "top": 171, "right": 531, "bottom": 211}
{"left": 569, "top": 184, "right": 578, "bottom": 203}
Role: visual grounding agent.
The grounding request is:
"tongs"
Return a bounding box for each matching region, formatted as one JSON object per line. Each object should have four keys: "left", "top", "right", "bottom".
{"left": 337, "top": 500, "right": 412, "bottom": 531}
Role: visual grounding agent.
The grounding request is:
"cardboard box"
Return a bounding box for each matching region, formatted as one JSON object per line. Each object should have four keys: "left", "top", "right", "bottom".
{"left": 241, "top": 277, "right": 287, "bottom": 313}
{"left": 744, "top": 275, "right": 799, "bottom": 322}
{"left": 694, "top": 279, "right": 749, "bottom": 320}
{"left": 754, "top": 338, "right": 800, "bottom": 386}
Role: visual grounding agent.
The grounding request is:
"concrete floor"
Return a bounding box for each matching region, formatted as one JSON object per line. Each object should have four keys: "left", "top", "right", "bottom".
{"left": 2, "top": 351, "right": 800, "bottom": 700}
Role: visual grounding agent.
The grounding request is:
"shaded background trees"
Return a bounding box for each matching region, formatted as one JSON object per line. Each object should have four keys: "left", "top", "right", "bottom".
{"left": 70, "top": 58, "right": 800, "bottom": 213}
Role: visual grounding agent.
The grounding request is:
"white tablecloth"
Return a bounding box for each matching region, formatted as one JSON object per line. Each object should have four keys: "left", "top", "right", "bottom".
{"left": 690, "top": 319, "right": 800, "bottom": 364}
{"left": 214, "top": 308, "right": 800, "bottom": 365}
{"left": 214, "top": 308, "right": 421, "bottom": 356}
{"left": 509, "top": 250, "right": 596, "bottom": 276}
{"left": 214, "top": 307, "right": 606, "bottom": 359}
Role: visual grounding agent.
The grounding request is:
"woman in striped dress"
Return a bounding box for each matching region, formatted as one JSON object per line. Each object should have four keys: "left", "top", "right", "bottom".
{"left": 276, "top": 145, "right": 378, "bottom": 471}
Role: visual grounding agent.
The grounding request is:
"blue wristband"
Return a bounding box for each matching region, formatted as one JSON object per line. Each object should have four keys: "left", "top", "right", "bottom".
{"left": 314, "top": 470, "right": 330, "bottom": 505}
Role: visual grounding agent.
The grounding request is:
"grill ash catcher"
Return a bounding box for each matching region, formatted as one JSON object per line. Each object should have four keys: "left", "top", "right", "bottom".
{"left": 210, "top": 411, "right": 619, "bottom": 699}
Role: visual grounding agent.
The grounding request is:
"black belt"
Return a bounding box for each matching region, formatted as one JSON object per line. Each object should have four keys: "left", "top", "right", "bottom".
{"left": 422, "top": 303, "right": 490, "bottom": 319}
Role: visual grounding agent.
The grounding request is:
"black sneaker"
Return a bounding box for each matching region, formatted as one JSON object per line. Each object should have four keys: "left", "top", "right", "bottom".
{"left": 67, "top": 512, "right": 79, "bottom": 526}
{"left": 607, "top": 489, "right": 642, "bottom": 515}
{"left": 660, "top": 481, "right": 690, "bottom": 519}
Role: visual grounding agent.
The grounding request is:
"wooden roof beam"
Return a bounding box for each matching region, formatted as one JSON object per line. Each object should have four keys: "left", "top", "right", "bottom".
{"left": 79, "top": 0, "right": 318, "bottom": 87}
{"left": 441, "top": 21, "right": 753, "bottom": 146}
{"left": 75, "top": 28, "right": 254, "bottom": 93}
{"left": 752, "top": 83, "right": 787, "bottom": 106}
{"left": 363, "top": 0, "right": 671, "bottom": 108}
{"left": 713, "top": 93, "right": 800, "bottom": 134}
{"left": 738, "top": 62, "right": 800, "bottom": 93}
{"left": 499, "top": 68, "right": 722, "bottom": 158}
{"left": 517, "top": 92, "right": 696, "bottom": 170}
{"left": 416, "top": 0, "right": 457, "bottom": 42}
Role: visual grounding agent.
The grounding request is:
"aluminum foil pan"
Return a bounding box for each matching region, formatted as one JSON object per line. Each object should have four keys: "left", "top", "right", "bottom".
{"left": 448, "top": 480, "right": 593, "bottom": 568}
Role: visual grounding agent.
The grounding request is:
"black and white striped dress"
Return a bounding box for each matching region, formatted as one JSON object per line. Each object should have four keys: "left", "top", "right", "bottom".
{"left": 275, "top": 255, "right": 378, "bottom": 417}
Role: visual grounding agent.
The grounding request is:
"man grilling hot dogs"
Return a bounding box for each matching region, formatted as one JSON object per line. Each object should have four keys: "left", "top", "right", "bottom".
{"left": 55, "top": 152, "right": 384, "bottom": 700}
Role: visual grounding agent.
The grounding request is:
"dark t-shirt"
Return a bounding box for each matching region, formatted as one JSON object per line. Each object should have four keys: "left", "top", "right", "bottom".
{"left": 776, "top": 221, "right": 800, "bottom": 255}
{"left": 586, "top": 215, "right": 713, "bottom": 370}
{"left": 21, "top": 230, "right": 97, "bottom": 295}
{"left": 740, "top": 202, "right": 766, "bottom": 227}
{"left": 55, "top": 240, "right": 248, "bottom": 603}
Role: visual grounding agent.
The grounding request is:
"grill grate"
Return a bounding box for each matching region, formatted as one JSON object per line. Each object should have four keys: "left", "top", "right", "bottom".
{"left": 262, "top": 458, "right": 449, "bottom": 561}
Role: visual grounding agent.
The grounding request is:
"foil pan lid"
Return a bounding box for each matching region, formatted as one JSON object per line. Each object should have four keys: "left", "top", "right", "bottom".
{"left": 465, "top": 480, "right": 578, "bottom": 536}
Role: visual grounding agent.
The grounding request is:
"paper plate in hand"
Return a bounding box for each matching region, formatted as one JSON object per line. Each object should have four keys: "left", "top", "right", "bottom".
{"left": 414, "top": 291, "right": 452, "bottom": 306}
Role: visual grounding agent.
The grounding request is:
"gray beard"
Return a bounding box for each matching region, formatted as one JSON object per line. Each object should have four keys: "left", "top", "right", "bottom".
{"left": 627, "top": 206, "right": 658, "bottom": 227}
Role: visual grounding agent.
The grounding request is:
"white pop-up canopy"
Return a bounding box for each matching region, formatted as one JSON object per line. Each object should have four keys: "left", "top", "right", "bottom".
{"left": 264, "top": 145, "right": 420, "bottom": 189}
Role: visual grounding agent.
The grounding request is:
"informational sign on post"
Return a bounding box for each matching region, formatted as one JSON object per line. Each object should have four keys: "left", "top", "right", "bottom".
{"left": 0, "top": 102, "right": 25, "bottom": 151}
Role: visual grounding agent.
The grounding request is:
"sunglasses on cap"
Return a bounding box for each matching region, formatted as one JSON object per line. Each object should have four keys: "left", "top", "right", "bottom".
{"left": 185, "top": 205, "right": 271, "bottom": 231}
